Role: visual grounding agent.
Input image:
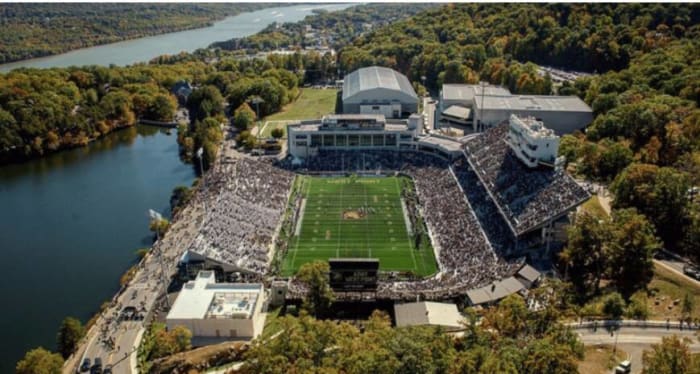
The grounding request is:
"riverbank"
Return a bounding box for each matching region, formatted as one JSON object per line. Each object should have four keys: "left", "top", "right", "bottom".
{"left": 0, "top": 4, "right": 352, "bottom": 73}
{"left": 0, "top": 126, "right": 196, "bottom": 372}
{"left": 0, "top": 4, "right": 278, "bottom": 65}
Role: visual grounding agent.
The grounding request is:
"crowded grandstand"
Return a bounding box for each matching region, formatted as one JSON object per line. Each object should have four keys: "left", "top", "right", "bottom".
{"left": 177, "top": 115, "right": 589, "bottom": 302}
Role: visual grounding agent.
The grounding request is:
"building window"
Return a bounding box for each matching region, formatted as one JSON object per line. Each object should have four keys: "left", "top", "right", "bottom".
{"left": 372, "top": 106, "right": 380, "bottom": 110}
{"left": 323, "top": 135, "right": 334, "bottom": 146}
{"left": 385, "top": 134, "right": 397, "bottom": 146}
{"left": 348, "top": 134, "right": 359, "bottom": 146}
{"left": 372, "top": 135, "right": 384, "bottom": 146}
{"left": 295, "top": 135, "right": 307, "bottom": 140}
{"left": 336, "top": 135, "right": 347, "bottom": 146}
{"left": 296, "top": 141, "right": 307, "bottom": 146}
{"left": 311, "top": 135, "right": 321, "bottom": 147}
{"left": 361, "top": 135, "right": 372, "bottom": 146}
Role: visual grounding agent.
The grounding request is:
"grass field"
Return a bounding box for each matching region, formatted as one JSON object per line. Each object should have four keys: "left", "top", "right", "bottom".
{"left": 281, "top": 176, "right": 438, "bottom": 277}
{"left": 265, "top": 88, "right": 337, "bottom": 121}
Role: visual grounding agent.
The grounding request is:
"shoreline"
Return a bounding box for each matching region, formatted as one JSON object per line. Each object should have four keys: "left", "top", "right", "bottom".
{"left": 0, "top": 4, "right": 287, "bottom": 71}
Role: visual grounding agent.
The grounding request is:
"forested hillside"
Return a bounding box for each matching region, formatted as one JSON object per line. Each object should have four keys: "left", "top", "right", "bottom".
{"left": 0, "top": 3, "right": 274, "bottom": 63}
{"left": 339, "top": 3, "right": 700, "bottom": 92}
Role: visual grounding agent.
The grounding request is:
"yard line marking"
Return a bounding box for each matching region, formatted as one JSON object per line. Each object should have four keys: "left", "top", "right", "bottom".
{"left": 335, "top": 178, "right": 344, "bottom": 258}
{"left": 363, "top": 181, "right": 370, "bottom": 259}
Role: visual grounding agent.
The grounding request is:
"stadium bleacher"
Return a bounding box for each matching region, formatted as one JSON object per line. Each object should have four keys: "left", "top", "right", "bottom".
{"left": 461, "top": 123, "right": 590, "bottom": 236}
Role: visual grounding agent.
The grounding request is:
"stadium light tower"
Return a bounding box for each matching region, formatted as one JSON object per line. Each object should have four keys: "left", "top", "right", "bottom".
{"left": 248, "top": 96, "right": 265, "bottom": 144}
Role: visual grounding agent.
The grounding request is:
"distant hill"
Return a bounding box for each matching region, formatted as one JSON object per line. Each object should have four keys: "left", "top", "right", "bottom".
{"left": 0, "top": 3, "right": 277, "bottom": 64}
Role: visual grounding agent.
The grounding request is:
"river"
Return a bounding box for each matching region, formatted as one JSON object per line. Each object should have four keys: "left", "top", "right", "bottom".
{"left": 0, "top": 3, "right": 351, "bottom": 370}
{"left": 0, "top": 3, "right": 351, "bottom": 73}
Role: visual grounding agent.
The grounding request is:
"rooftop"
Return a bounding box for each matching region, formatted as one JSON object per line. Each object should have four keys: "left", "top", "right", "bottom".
{"left": 510, "top": 115, "right": 557, "bottom": 138}
{"left": 394, "top": 301, "right": 463, "bottom": 329}
{"left": 441, "top": 83, "right": 511, "bottom": 102}
{"left": 167, "top": 271, "right": 262, "bottom": 320}
{"left": 342, "top": 66, "right": 417, "bottom": 101}
{"left": 442, "top": 105, "right": 471, "bottom": 120}
{"left": 475, "top": 95, "right": 591, "bottom": 112}
{"left": 466, "top": 276, "right": 525, "bottom": 305}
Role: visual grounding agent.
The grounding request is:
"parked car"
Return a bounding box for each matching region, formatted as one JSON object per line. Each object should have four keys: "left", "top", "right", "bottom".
{"left": 102, "top": 365, "right": 112, "bottom": 374}
{"left": 683, "top": 265, "right": 700, "bottom": 279}
{"left": 614, "top": 360, "right": 631, "bottom": 373}
{"left": 79, "top": 358, "right": 91, "bottom": 372}
{"left": 91, "top": 357, "right": 102, "bottom": 374}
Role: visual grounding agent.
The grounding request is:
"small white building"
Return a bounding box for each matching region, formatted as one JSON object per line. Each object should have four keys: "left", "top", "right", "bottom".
{"left": 505, "top": 115, "right": 560, "bottom": 168}
{"left": 394, "top": 301, "right": 463, "bottom": 331}
{"left": 166, "top": 271, "right": 264, "bottom": 340}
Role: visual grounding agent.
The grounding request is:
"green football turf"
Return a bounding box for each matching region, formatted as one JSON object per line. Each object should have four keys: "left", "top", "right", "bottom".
{"left": 281, "top": 176, "right": 438, "bottom": 277}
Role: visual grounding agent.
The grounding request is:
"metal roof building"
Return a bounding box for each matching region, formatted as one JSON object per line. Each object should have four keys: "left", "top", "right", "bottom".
{"left": 342, "top": 66, "right": 418, "bottom": 118}
{"left": 394, "top": 301, "right": 463, "bottom": 331}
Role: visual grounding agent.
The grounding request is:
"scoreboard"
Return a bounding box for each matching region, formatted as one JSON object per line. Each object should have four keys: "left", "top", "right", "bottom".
{"left": 329, "top": 258, "right": 379, "bottom": 291}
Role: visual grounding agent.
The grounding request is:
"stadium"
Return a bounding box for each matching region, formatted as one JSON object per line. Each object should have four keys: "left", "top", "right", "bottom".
{"left": 178, "top": 66, "right": 592, "bottom": 306}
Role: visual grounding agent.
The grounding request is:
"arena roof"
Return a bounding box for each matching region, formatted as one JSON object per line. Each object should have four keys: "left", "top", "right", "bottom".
{"left": 462, "top": 123, "right": 590, "bottom": 236}
{"left": 475, "top": 95, "right": 592, "bottom": 113}
{"left": 342, "top": 66, "right": 418, "bottom": 102}
{"left": 441, "top": 84, "right": 511, "bottom": 102}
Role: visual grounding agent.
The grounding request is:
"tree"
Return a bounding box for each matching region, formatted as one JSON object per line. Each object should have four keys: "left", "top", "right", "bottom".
{"left": 611, "top": 164, "right": 690, "bottom": 252}
{"left": 16, "top": 347, "right": 64, "bottom": 374}
{"left": 602, "top": 292, "right": 625, "bottom": 319}
{"left": 560, "top": 212, "right": 610, "bottom": 299}
{"left": 642, "top": 336, "right": 695, "bottom": 374}
{"left": 233, "top": 103, "right": 256, "bottom": 131}
{"left": 607, "top": 208, "right": 661, "bottom": 297}
{"left": 56, "top": 317, "right": 84, "bottom": 358}
{"left": 149, "top": 93, "right": 177, "bottom": 122}
{"left": 149, "top": 217, "right": 170, "bottom": 238}
{"left": 681, "top": 292, "right": 694, "bottom": 323}
{"left": 270, "top": 127, "right": 284, "bottom": 139}
{"left": 296, "top": 260, "right": 335, "bottom": 317}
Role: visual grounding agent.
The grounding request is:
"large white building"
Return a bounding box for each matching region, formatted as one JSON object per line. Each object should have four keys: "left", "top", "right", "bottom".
{"left": 287, "top": 114, "right": 418, "bottom": 158}
{"left": 166, "top": 271, "right": 264, "bottom": 340}
{"left": 439, "top": 83, "right": 592, "bottom": 134}
{"left": 505, "top": 115, "right": 560, "bottom": 168}
{"left": 342, "top": 66, "right": 419, "bottom": 118}
{"left": 287, "top": 114, "right": 466, "bottom": 161}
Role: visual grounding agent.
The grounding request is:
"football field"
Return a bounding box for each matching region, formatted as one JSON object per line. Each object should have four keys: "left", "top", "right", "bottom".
{"left": 281, "top": 176, "right": 437, "bottom": 277}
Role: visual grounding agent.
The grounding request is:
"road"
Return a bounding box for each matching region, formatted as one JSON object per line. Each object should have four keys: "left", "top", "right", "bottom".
{"left": 575, "top": 325, "right": 699, "bottom": 374}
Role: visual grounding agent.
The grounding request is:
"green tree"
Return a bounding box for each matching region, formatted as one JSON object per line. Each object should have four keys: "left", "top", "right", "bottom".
{"left": 560, "top": 212, "right": 611, "bottom": 298}
{"left": 16, "top": 347, "right": 64, "bottom": 374}
{"left": 233, "top": 103, "right": 256, "bottom": 131}
{"left": 149, "top": 217, "right": 170, "bottom": 238}
{"left": 642, "top": 336, "right": 695, "bottom": 374}
{"left": 601, "top": 292, "right": 625, "bottom": 319}
{"left": 149, "top": 93, "right": 178, "bottom": 122}
{"left": 296, "top": 260, "right": 335, "bottom": 317}
{"left": 270, "top": 127, "right": 284, "bottom": 139}
{"left": 56, "top": 316, "right": 84, "bottom": 358}
{"left": 681, "top": 292, "right": 694, "bottom": 323}
{"left": 607, "top": 208, "right": 661, "bottom": 297}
